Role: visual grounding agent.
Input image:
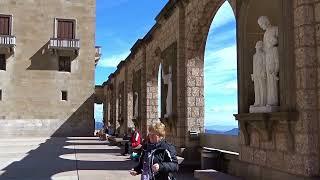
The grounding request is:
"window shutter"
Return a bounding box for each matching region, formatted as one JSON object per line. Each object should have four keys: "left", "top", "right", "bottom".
{"left": 57, "top": 20, "right": 74, "bottom": 39}
{"left": 0, "top": 16, "right": 10, "bottom": 35}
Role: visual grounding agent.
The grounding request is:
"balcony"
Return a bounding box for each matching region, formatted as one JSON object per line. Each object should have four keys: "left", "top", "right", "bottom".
{"left": 95, "top": 46, "right": 102, "bottom": 66}
{"left": 0, "top": 35, "right": 16, "bottom": 53}
{"left": 48, "top": 38, "right": 80, "bottom": 55}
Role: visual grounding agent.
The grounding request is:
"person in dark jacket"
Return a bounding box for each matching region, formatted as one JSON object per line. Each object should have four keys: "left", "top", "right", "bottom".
{"left": 129, "top": 122, "right": 178, "bottom": 180}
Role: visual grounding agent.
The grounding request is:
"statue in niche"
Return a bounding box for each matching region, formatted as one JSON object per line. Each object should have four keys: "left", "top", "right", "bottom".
{"left": 251, "top": 41, "right": 267, "bottom": 107}
{"left": 162, "top": 65, "right": 172, "bottom": 118}
{"left": 250, "top": 16, "right": 280, "bottom": 113}
{"left": 258, "top": 16, "right": 279, "bottom": 107}
{"left": 133, "top": 92, "right": 139, "bottom": 119}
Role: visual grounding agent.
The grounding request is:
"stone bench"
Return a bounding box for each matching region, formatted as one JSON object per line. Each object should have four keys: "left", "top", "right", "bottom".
{"left": 194, "top": 169, "right": 242, "bottom": 180}
{"left": 107, "top": 136, "right": 129, "bottom": 146}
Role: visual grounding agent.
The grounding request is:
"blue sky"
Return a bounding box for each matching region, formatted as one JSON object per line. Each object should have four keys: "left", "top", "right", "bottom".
{"left": 94, "top": 1, "right": 238, "bottom": 129}
{"left": 204, "top": 2, "right": 238, "bottom": 128}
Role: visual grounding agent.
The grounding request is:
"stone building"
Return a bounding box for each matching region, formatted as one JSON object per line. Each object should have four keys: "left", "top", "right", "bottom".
{"left": 0, "top": 0, "right": 99, "bottom": 137}
{"left": 97, "top": 0, "right": 320, "bottom": 179}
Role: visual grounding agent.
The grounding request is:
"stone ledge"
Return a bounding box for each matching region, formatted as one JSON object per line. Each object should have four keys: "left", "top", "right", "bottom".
{"left": 194, "top": 169, "right": 243, "bottom": 180}
{"left": 234, "top": 112, "right": 298, "bottom": 151}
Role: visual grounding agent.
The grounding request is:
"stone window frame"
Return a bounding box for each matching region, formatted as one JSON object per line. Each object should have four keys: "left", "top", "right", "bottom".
{"left": 0, "top": 14, "right": 13, "bottom": 36}
{"left": 53, "top": 17, "right": 77, "bottom": 39}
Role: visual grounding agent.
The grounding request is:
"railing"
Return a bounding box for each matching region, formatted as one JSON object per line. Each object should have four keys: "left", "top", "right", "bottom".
{"left": 95, "top": 46, "right": 102, "bottom": 66}
{"left": 0, "top": 35, "right": 16, "bottom": 46}
{"left": 95, "top": 46, "right": 102, "bottom": 56}
{"left": 49, "top": 38, "right": 80, "bottom": 49}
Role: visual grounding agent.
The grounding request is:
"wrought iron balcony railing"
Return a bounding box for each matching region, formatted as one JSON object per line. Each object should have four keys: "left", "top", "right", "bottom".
{"left": 0, "top": 35, "right": 16, "bottom": 46}
{"left": 0, "top": 35, "right": 16, "bottom": 53}
{"left": 49, "top": 38, "right": 80, "bottom": 50}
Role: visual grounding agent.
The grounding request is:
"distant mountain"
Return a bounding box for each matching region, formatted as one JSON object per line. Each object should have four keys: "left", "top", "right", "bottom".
{"left": 95, "top": 122, "right": 104, "bottom": 130}
{"left": 205, "top": 129, "right": 224, "bottom": 134}
{"left": 205, "top": 128, "right": 239, "bottom": 136}
{"left": 224, "top": 128, "right": 239, "bottom": 135}
{"left": 205, "top": 125, "right": 238, "bottom": 132}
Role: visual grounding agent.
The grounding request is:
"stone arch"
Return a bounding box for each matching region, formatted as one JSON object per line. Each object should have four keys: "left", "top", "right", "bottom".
{"left": 185, "top": 0, "right": 236, "bottom": 60}
{"left": 184, "top": 0, "right": 236, "bottom": 133}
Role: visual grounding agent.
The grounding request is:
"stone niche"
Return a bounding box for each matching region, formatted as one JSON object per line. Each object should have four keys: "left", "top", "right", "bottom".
{"left": 132, "top": 69, "right": 142, "bottom": 130}
{"left": 237, "top": 0, "right": 295, "bottom": 113}
{"left": 159, "top": 42, "right": 177, "bottom": 133}
{"left": 235, "top": 0, "right": 296, "bottom": 148}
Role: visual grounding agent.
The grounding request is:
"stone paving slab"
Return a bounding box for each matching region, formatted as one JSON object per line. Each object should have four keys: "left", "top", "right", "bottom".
{"left": 0, "top": 137, "right": 195, "bottom": 180}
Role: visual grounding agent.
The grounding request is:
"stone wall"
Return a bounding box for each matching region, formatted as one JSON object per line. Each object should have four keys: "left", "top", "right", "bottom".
{"left": 99, "top": 0, "right": 320, "bottom": 178}
{"left": 0, "top": 0, "right": 96, "bottom": 137}
{"left": 233, "top": 0, "right": 320, "bottom": 179}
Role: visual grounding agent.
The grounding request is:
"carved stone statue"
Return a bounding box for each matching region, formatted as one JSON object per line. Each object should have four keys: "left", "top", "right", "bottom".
{"left": 251, "top": 41, "right": 267, "bottom": 106}
{"left": 258, "top": 16, "right": 279, "bottom": 106}
{"left": 162, "top": 65, "right": 172, "bottom": 118}
{"left": 133, "top": 92, "right": 138, "bottom": 119}
{"left": 250, "top": 16, "right": 280, "bottom": 113}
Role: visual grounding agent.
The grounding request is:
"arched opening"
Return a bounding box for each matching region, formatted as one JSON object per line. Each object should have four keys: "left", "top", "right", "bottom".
{"left": 204, "top": 1, "right": 238, "bottom": 135}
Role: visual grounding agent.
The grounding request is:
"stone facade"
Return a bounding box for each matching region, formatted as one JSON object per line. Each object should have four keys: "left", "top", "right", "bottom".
{"left": 0, "top": 0, "right": 96, "bottom": 137}
{"left": 100, "top": 0, "right": 320, "bottom": 179}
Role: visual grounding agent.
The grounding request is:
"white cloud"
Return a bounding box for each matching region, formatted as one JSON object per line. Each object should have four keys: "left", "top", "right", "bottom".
{"left": 206, "top": 28, "right": 236, "bottom": 49}
{"left": 209, "top": 105, "right": 237, "bottom": 113}
{"left": 209, "top": 1, "right": 235, "bottom": 31}
{"left": 204, "top": 44, "right": 237, "bottom": 95}
{"left": 205, "top": 45, "right": 237, "bottom": 66}
{"left": 224, "top": 80, "right": 237, "bottom": 90}
{"left": 98, "top": 51, "right": 130, "bottom": 68}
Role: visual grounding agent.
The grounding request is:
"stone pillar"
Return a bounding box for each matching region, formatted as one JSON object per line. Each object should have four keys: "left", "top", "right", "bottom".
{"left": 126, "top": 68, "right": 134, "bottom": 129}
{"left": 293, "top": 0, "right": 319, "bottom": 176}
{"left": 146, "top": 80, "right": 159, "bottom": 127}
{"left": 141, "top": 45, "right": 148, "bottom": 138}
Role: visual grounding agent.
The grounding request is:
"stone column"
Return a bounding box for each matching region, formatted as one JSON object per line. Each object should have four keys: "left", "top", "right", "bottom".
{"left": 141, "top": 44, "right": 148, "bottom": 138}
{"left": 126, "top": 67, "right": 134, "bottom": 129}
{"left": 292, "top": 0, "right": 319, "bottom": 176}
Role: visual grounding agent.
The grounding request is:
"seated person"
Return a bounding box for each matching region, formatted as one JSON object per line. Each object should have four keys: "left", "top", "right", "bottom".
{"left": 122, "top": 127, "right": 142, "bottom": 156}
{"left": 98, "top": 129, "right": 106, "bottom": 141}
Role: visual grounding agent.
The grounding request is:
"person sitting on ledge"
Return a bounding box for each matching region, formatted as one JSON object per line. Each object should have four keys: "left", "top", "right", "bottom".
{"left": 130, "top": 122, "right": 178, "bottom": 180}
{"left": 122, "top": 127, "right": 142, "bottom": 156}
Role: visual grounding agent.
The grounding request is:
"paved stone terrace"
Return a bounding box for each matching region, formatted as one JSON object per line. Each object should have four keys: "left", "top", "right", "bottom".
{"left": 0, "top": 137, "right": 195, "bottom": 180}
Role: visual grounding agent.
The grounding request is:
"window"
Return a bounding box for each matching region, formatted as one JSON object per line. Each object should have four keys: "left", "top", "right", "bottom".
{"left": 0, "top": 89, "right": 2, "bottom": 101}
{"left": 57, "top": 19, "right": 75, "bottom": 39}
{"left": 0, "top": 15, "right": 10, "bottom": 35}
{"left": 59, "top": 56, "right": 71, "bottom": 72}
{"left": 0, "top": 54, "right": 5, "bottom": 70}
{"left": 61, "top": 91, "right": 67, "bottom": 101}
